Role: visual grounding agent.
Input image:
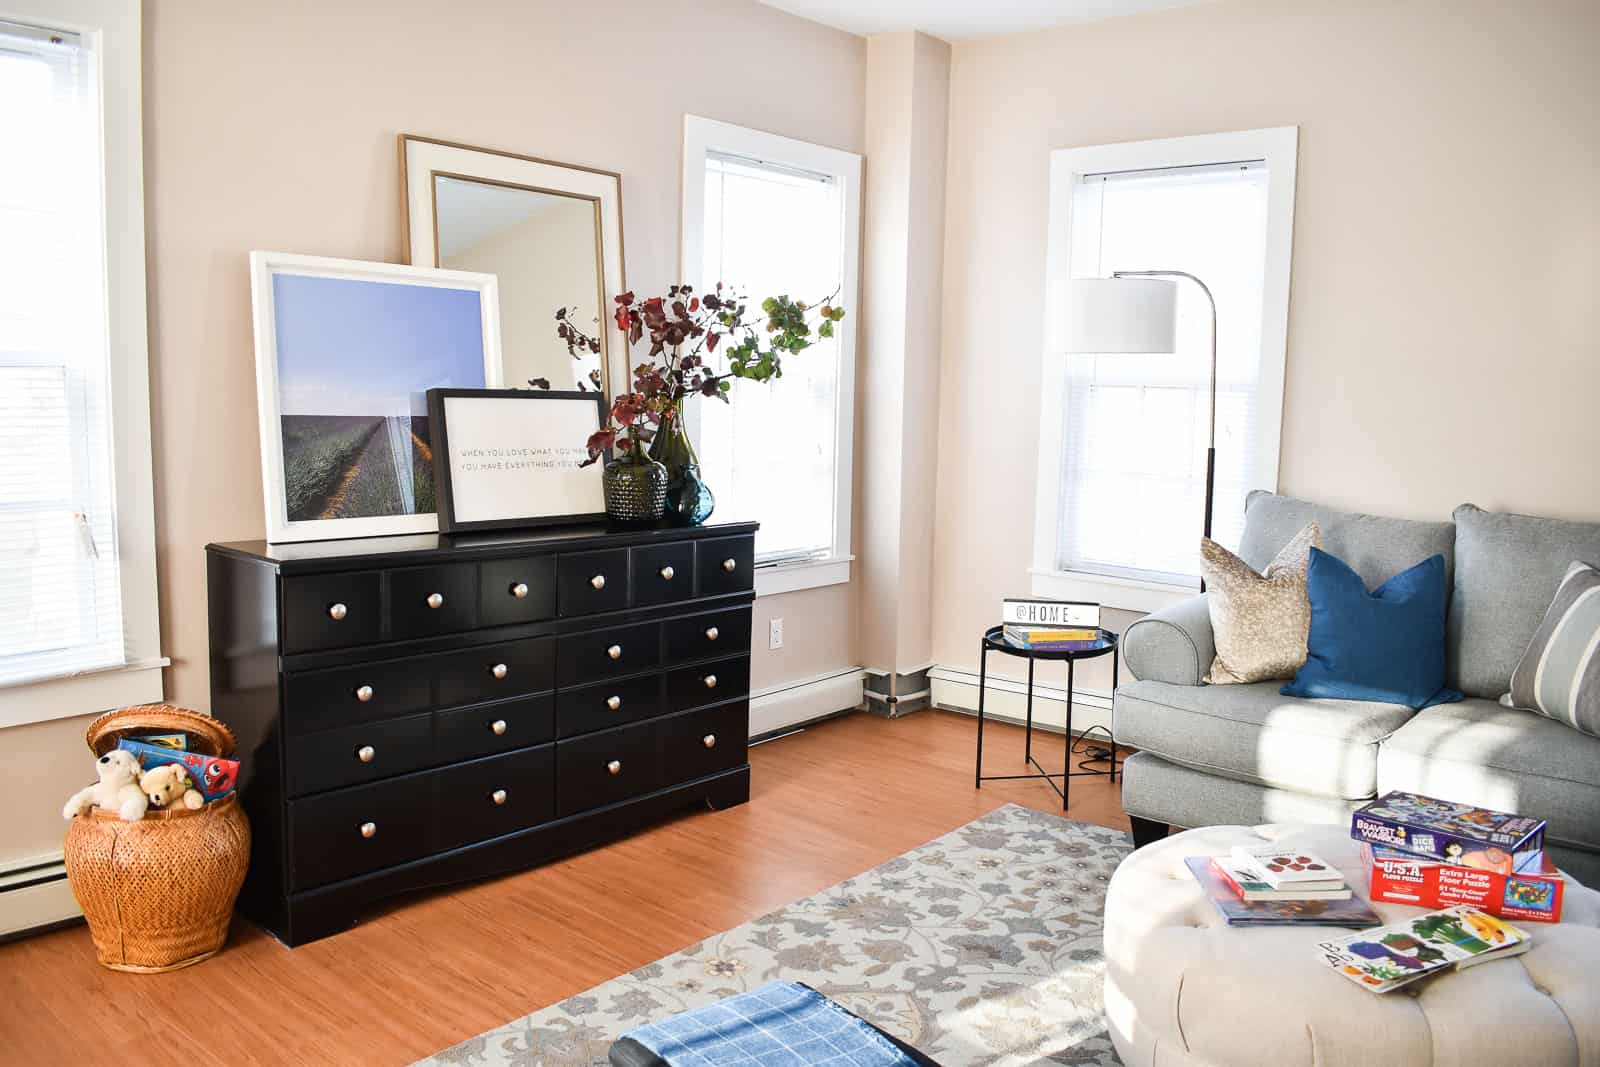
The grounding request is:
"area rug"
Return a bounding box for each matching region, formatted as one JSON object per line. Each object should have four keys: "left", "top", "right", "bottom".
{"left": 417, "top": 803, "right": 1132, "bottom": 1067}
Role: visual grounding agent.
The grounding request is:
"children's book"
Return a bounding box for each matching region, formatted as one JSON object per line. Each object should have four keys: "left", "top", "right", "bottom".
{"left": 1184, "top": 857, "right": 1379, "bottom": 926}
{"left": 1350, "top": 791, "right": 1545, "bottom": 874}
{"left": 1228, "top": 844, "right": 1345, "bottom": 891}
{"left": 1210, "top": 857, "right": 1353, "bottom": 902}
{"left": 1316, "top": 906, "right": 1530, "bottom": 993}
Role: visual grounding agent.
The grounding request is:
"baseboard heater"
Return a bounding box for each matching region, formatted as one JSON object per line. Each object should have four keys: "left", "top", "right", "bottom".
{"left": 0, "top": 853, "right": 81, "bottom": 941}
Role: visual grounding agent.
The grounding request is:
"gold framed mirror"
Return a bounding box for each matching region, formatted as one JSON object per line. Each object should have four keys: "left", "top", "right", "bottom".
{"left": 400, "top": 135, "right": 626, "bottom": 399}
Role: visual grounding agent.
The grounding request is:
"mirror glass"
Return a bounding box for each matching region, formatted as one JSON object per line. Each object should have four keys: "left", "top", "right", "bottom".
{"left": 433, "top": 174, "right": 605, "bottom": 394}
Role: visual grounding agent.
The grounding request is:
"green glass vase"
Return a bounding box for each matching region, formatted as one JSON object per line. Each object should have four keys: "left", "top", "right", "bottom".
{"left": 649, "top": 405, "right": 715, "bottom": 525}
{"left": 601, "top": 449, "right": 667, "bottom": 522}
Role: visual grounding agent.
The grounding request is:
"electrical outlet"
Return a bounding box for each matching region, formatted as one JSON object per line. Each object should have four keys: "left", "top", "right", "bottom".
{"left": 769, "top": 617, "right": 784, "bottom": 650}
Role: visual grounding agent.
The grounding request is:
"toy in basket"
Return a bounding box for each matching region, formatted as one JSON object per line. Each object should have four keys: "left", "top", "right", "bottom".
{"left": 61, "top": 704, "right": 250, "bottom": 973}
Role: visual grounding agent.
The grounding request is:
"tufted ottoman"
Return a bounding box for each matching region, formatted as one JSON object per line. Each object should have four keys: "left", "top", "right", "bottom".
{"left": 1103, "top": 824, "right": 1600, "bottom": 1066}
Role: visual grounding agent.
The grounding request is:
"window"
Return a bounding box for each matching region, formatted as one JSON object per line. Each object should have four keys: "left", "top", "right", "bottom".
{"left": 682, "top": 117, "right": 860, "bottom": 594}
{"left": 0, "top": 2, "right": 161, "bottom": 724}
{"left": 1032, "top": 129, "right": 1297, "bottom": 610}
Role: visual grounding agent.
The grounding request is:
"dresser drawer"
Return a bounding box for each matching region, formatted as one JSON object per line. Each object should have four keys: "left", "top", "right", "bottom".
{"left": 283, "top": 656, "right": 432, "bottom": 735}
{"left": 665, "top": 607, "right": 751, "bottom": 664}
{"left": 435, "top": 745, "right": 555, "bottom": 852}
{"left": 435, "top": 693, "right": 554, "bottom": 764}
{"left": 630, "top": 542, "right": 694, "bottom": 607}
{"left": 286, "top": 712, "right": 434, "bottom": 798}
{"left": 390, "top": 563, "right": 478, "bottom": 639}
{"left": 667, "top": 655, "right": 750, "bottom": 713}
{"left": 282, "top": 572, "right": 381, "bottom": 653}
{"left": 479, "top": 555, "right": 556, "bottom": 628}
{"left": 557, "top": 548, "right": 629, "bottom": 617}
{"left": 556, "top": 672, "right": 662, "bottom": 738}
{"left": 556, "top": 720, "right": 663, "bottom": 817}
{"left": 665, "top": 701, "right": 748, "bottom": 783}
{"left": 557, "top": 622, "right": 660, "bottom": 687}
{"left": 288, "top": 774, "right": 435, "bottom": 890}
{"left": 694, "top": 536, "right": 754, "bottom": 598}
{"left": 436, "top": 636, "right": 554, "bottom": 707}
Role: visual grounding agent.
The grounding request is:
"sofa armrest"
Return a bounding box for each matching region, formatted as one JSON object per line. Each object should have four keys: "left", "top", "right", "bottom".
{"left": 1121, "top": 595, "right": 1214, "bottom": 686}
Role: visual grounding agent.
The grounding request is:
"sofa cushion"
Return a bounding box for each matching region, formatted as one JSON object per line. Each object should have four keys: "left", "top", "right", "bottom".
{"left": 1507, "top": 561, "right": 1600, "bottom": 737}
{"left": 1122, "top": 595, "right": 1215, "bottom": 686}
{"left": 1450, "top": 504, "right": 1600, "bottom": 699}
{"left": 1238, "top": 491, "right": 1455, "bottom": 593}
{"left": 1378, "top": 698, "right": 1600, "bottom": 853}
{"left": 1202, "top": 522, "right": 1319, "bottom": 684}
{"left": 1114, "top": 679, "right": 1417, "bottom": 800}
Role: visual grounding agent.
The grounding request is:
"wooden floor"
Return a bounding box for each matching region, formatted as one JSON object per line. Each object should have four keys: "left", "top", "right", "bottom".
{"left": 0, "top": 709, "right": 1130, "bottom": 1065}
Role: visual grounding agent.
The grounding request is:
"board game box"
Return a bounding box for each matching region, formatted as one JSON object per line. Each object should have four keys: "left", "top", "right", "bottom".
{"left": 116, "top": 738, "right": 240, "bottom": 801}
{"left": 1316, "top": 905, "right": 1530, "bottom": 993}
{"left": 1349, "top": 791, "right": 1545, "bottom": 875}
{"left": 1366, "top": 844, "right": 1565, "bottom": 923}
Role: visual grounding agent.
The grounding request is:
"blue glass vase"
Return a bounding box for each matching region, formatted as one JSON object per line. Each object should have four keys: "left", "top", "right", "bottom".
{"left": 668, "top": 462, "right": 715, "bottom": 525}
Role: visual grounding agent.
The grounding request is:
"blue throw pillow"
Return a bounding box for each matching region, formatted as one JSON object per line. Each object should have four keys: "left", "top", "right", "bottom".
{"left": 1281, "top": 548, "right": 1463, "bottom": 709}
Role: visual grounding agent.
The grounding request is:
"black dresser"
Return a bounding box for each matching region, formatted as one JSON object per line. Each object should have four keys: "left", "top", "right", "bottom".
{"left": 205, "top": 521, "right": 756, "bottom": 946}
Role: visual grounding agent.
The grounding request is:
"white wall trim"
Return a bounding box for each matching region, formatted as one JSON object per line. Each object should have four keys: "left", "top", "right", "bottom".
{"left": 750, "top": 666, "right": 864, "bottom": 737}
{"left": 755, "top": 555, "right": 853, "bottom": 597}
{"left": 0, "top": 658, "right": 167, "bottom": 729}
{"left": 1028, "top": 567, "right": 1194, "bottom": 615}
{"left": 929, "top": 664, "right": 1113, "bottom": 738}
{"left": 0, "top": 851, "right": 78, "bottom": 938}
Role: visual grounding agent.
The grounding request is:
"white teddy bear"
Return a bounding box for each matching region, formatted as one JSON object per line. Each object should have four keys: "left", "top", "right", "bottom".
{"left": 62, "top": 749, "right": 149, "bottom": 823}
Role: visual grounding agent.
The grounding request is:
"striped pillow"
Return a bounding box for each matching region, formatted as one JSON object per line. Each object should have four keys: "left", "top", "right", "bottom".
{"left": 1502, "top": 561, "right": 1600, "bottom": 737}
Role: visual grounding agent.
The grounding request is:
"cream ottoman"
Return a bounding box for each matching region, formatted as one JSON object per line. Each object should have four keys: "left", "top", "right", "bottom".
{"left": 1104, "top": 824, "right": 1600, "bottom": 1067}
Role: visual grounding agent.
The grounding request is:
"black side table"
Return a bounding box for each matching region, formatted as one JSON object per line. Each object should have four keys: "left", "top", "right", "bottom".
{"left": 974, "top": 625, "right": 1120, "bottom": 811}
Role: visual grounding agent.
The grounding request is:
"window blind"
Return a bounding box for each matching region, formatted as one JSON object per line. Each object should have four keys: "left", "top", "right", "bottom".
{"left": 1057, "top": 162, "right": 1269, "bottom": 585}
{"left": 697, "top": 151, "right": 844, "bottom": 564}
{"left": 0, "top": 20, "right": 127, "bottom": 685}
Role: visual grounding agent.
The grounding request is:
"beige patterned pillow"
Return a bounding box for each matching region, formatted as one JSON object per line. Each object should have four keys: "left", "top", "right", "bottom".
{"left": 1203, "top": 522, "right": 1322, "bottom": 685}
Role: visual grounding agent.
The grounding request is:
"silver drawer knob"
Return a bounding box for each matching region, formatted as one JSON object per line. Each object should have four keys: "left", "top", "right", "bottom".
{"left": 590, "top": 574, "right": 606, "bottom": 590}
{"left": 722, "top": 558, "right": 737, "bottom": 573}
{"left": 607, "top": 644, "right": 623, "bottom": 660}
{"left": 660, "top": 565, "right": 675, "bottom": 580}
{"left": 705, "top": 626, "right": 719, "bottom": 641}
{"left": 703, "top": 734, "right": 717, "bottom": 749}
{"left": 491, "top": 662, "right": 509, "bottom": 680}
{"left": 356, "top": 745, "right": 375, "bottom": 763}
{"left": 491, "top": 789, "right": 507, "bottom": 806}
{"left": 511, "top": 582, "right": 529, "bottom": 599}
{"left": 606, "top": 695, "right": 622, "bottom": 711}
{"left": 328, "top": 602, "right": 348, "bottom": 621}
{"left": 704, "top": 674, "right": 718, "bottom": 689}
{"left": 426, "top": 592, "right": 444, "bottom": 609}
{"left": 491, "top": 718, "right": 508, "bottom": 735}
{"left": 359, "top": 821, "right": 377, "bottom": 839}
{"left": 607, "top": 760, "right": 622, "bottom": 775}
{"left": 355, "top": 684, "right": 374, "bottom": 703}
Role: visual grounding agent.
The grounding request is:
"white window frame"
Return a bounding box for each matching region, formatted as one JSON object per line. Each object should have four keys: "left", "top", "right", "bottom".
{"left": 0, "top": 0, "right": 163, "bottom": 727}
{"left": 681, "top": 115, "right": 860, "bottom": 597}
{"left": 1031, "top": 127, "right": 1298, "bottom": 613}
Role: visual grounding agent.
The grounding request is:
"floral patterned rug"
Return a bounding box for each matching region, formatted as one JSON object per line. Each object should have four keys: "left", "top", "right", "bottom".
{"left": 417, "top": 804, "right": 1131, "bottom": 1067}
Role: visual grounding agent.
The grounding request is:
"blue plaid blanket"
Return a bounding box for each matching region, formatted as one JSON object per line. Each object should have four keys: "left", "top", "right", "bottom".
{"left": 618, "top": 981, "right": 921, "bottom": 1066}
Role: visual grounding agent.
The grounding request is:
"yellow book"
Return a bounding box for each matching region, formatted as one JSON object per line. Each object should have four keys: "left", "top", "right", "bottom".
{"left": 1005, "top": 626, "right": 1099, "bottom": 642}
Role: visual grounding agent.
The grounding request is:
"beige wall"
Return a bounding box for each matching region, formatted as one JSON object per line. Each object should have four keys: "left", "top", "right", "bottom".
{"left": 931, "top": 0, "right": 1600, "bottom": 685}
{"left": 0, "top": 0, "right": 863, "bottom": 870}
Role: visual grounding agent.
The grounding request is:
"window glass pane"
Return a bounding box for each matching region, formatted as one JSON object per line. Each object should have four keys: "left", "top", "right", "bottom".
{"left": 1058, "top": 164, "right": 1268, "bottom": 583}
{"left": 698, "top": 153, "right": 843, "bottom": 562}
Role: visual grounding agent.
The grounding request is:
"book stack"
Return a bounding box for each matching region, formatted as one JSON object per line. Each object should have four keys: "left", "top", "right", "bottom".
{"left": 1317, "top": 906, "right": 1530, "bottom": 993}
{"left": 1000, "top": 598, "right": 1102, "bottom": 651}
{"left": 1183, "top": 844, "right": 1381, "bottom": 928}
{"left": 1350, "top": 790, "right": 1563, "bottom": 923}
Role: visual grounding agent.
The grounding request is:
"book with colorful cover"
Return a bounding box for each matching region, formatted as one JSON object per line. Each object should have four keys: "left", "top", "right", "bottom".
{"left": 1002, "top": 625, "right": 1100, "bottom": 643}
{"left": 1228, "top": 844, "right": 1345, "bottom": 891}
{"left": 1366, "top": 844, "right": 1566, "bottom": 923}
{"left": 1350, "top": 791, "right": 1546, "bottom": 875}
{"left": 1001, "top": 634, "right": 1105, "bottom": 653}
{"left": 1316, "top": 906, "right": 1530, "bottom": 993}
{"left": 1184, "top": 857, "right": 1380, "bottom": 926}
{"left": 1001, "top": 598, "right": 1101, "bottom": 628}
{"left": 1210, "top": 857, "right": 1353, "bottom": 902}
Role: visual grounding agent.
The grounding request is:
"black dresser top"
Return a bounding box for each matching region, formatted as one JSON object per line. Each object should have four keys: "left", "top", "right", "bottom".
{"left": 208, "top": 520, "right": 759, "bottom": 574}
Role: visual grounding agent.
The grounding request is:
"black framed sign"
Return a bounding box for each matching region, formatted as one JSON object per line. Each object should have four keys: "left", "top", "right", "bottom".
{"left": 426, "top": 388, "right": 608, "bottom": 533}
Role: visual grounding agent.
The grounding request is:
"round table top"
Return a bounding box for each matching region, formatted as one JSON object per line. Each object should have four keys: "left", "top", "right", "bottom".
{"left": 982, "top": 625, "right": 1118, "bottom": 661}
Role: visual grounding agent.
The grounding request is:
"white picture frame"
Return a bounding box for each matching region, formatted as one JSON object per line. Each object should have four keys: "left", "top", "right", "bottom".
{"left": 248, "top": 251, "right": 503, "bottom": 543}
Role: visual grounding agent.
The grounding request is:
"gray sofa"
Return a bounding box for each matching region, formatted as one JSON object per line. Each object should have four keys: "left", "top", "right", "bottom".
{"left": 1115, "top": 491, "right": 1600, "bottom": 886}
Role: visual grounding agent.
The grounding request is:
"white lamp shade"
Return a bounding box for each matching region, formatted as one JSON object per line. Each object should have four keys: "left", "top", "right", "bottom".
{"left": 1059, "top": 277, "right": 1178, "bottom": 354}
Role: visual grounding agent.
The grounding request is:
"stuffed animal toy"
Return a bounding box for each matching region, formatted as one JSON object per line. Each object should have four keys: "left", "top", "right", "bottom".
{"left": 62, "top": 750, "right": 149, "bottom": 822}
{"left": 140, "top": 763, "right": 204, "bottom": 811}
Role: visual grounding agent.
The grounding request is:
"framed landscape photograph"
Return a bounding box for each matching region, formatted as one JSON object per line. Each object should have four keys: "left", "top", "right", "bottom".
{"left": 248, "top": 251, "right": 503, "bottom": 543}
{"left": 427, "top": 388, "right": 607, "bottom": 533}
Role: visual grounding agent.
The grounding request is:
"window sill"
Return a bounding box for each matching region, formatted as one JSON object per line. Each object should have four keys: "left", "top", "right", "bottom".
{"left": 1028, "top": 567, "right": 1197, "bottom": 615}
{"left": 755, "top": 555, "right": 854, "bottom": 597}
{"left": 0, "top": 657, "right": 168, "bottom": 730}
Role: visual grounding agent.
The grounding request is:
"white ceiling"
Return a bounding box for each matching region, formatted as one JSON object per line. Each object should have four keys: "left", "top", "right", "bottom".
{"left": 756, "top": 0, "right": 1212, "bottom": 41}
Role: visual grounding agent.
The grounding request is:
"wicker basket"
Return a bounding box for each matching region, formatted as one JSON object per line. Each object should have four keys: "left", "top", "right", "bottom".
{"left": 63, "top": 704, "right": 251, "bottom": 973}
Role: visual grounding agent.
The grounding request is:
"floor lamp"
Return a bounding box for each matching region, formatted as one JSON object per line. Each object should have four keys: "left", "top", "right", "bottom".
{"left": 1061, "top": 272, "right": 1218, "bottom": 587}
